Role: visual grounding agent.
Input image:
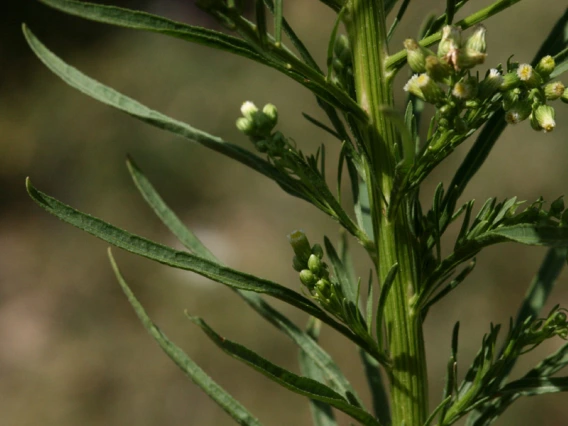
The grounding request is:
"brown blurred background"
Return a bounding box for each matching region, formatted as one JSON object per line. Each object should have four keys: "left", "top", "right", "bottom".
{"left": 2, "top": 1, "right": 568, "bottom": 425}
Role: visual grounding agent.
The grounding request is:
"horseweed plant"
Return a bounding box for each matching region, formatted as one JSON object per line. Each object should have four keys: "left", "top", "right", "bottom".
{"left": 23, "top": 0, "right": 568, "bottom": 425}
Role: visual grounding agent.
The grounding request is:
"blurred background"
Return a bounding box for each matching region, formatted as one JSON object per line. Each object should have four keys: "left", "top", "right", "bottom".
{"left": 2, "top": 1, "right": 568, "bottom": 425}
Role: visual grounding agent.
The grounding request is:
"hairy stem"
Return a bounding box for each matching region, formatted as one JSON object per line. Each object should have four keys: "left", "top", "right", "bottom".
{"left": 344, "top": 1, "right": 428, "bottom": 424}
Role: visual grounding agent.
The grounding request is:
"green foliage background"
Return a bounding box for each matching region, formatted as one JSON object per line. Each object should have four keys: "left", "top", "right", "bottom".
{"left": 1, "top": 1, "right": 568, "bottom": 424}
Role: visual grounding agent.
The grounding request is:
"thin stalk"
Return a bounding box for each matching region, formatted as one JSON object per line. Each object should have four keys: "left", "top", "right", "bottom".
{"left": 344, "top": 1, "right": 428, "bottom": 425}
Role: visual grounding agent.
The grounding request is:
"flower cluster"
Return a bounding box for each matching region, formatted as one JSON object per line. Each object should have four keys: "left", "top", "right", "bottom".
{"left": 403, "top": 25, "right": 567, "bottom": 133}
{"left": 288, "top": 230, "right": 345, "bottom": 319}
{"left": 235, "top": 101, "right": 293, "bottom": 158}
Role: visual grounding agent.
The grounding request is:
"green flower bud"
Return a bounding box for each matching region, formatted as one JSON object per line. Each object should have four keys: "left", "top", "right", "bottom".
{"left": 311, "top": 243, "right": 324, "bottom": 259}
{"left": 240, "top": 101, "right": 258, "bottom": 120}
{"left": 262, "top": 103, "right": 278, "bottom": 124}
{"left": 292, "top": 255, "right": 304, "bottom": 272}
{"left": 288, "top": 230, "right": 312, "bottom": 263}
{"left": 502, "top": 88, "right": 522, "bottom": 111}
{"left": 464, "top": 25, "right": 487, "bottom": 54}
{"left": 544, "top": 81, "right": 565, "bottom": 100}
{"left": 315, "top": 279, "right": 332, "bottom": 299}
{"left": 533, "top": 104, "right": 556, "bottom": 133}
{"left": 500, "top": 72, "right": 521, "bottom": 91}
{"left": 425, "top": 55, "right": 451, "bottom": 82}
{"left": 307, "top": 254, "right": 322, "bottom": 275}
{"left": 505, "top": 101, "right": 531, "bottom": 124}
{"left": 236, "top": 117, "right": 255, "bottom": 135}
{"left": 517, "top": 63, "right": 543, "bottom": 88}
{"left": 478, "top": 68, "right": 503, "bottom": 99}
{"left": 456, "top": 49, "right": 486, "bottom": 70}
{"left": 300, "top": 269, "right": 317, "bottom": 287}
{"left": 404, "top": 38, "right": 435, "bottom": 73}
{"left": 535, "top": 55, "right": 555, "bottom": 79}
{"left": 438, "top": 25, "right": 461, "bottom": 61}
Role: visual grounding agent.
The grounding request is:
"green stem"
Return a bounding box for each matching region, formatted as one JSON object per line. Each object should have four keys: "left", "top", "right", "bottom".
{"left": 344, "top": 1, "right": 428, "bottom": 425}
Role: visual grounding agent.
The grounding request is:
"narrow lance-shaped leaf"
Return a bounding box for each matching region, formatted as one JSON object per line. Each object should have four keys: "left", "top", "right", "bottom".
{"left": 26, "top": 178, "right": 351, "bottom": 332}
{"left": 299, "top": 318, "right": 338, "bottom": 426}
{"left": 39, "top": 0, "right": 265, "bottom": 63}
{"left": 22, "top": 25, "right": 306, "bottom": 202}
{"left": 108, "top": 250, "right": 263, "bottom": 426}
{"left": 189, "top": 316, "right": 384, "bottom": 426}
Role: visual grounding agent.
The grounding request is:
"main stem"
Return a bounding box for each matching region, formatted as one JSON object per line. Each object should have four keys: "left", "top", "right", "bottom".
{"left": 344, "top": 1, "right": 428, "bottom": 425}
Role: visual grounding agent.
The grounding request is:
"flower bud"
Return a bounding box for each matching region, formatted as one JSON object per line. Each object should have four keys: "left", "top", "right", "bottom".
{"left": 452, "top": 78, "right": 477, "bottom": 100}
{"left": 262, "top": 103, "right": 278, "bottom": 124}
{"left": 240, "top": 101, "right": 258, "bottom": 120}
{"left": 517, "top": 63, "right": 543, "bottom": 88}
{"left": 502, "top": 88, "right": 521, "bottom": 111}
{"left": 315, "top": 279, "right": 332, "bottom": 299}
{"left": 288, "top": 230, "right": 312, "bottom": 263}
{"left": 416, "top": 73, "right": 445, "bottom": 103}
{"left": 505, "top": 101, "right": 531, "bottom": 124}
{"left": 478, "top": 68, "right": 503, "bottom": 99}
{"left": 425, "top": 55, "right": 451, "bottom": 82}
{"left": 403, "top": 74, "right": 425, "bottom": 100}
{"left": 544, "top": 81, "right": 565, "bottom": 101}
{"left": 404, "top": 38, "right": 435, "bottom": 73}
{"left": 533, "top": 104, "right": 556, "bottom": 133}
{"left": 535, "top": 55, "right": 555, "bottom": 80}
{"left": 311, "top": 243, "right": 324, "bottom": 259}
{"left": 300, "top": 269, "right": 317, "bottom": 287}
{"left": 438, "top": 25, "right": 461, "bottom": 60}
{"left": 453, "top": 116, "right": 468, "bottom": 134}
{"left": 500, "top": 72, "right": 521, "bottom": 91}
{"left": 307, "top": 254, "right": 322, "bottom": 275}
{"left": 236, "top": 117, "right": 255, "bottom": 135}
{"left": 464, "top": 25, "right": 487, "bottom": 54}
{"left": 456, "top": 49, "right": 486, "bottom": 70}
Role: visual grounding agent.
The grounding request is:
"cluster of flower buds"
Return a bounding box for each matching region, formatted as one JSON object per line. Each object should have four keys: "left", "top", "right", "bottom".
{"left": 236, "top": 101, "right": 288, "bottom": 156}
{"left": 288, "top": 230, "right": 345, "bottom": 318}
{"left": 501, "top": 58, "right": 566, "bottom": 132}
{"left": 330, "top": 34, "right": 353, "bottom": 89}
{"left": 403, "top": 25, "right": 567, "bottom": 134}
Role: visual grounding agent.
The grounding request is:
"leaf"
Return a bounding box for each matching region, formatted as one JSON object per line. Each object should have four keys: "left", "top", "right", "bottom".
{"left": 126, "top": 156, "right": 217, "bottom": 262}
{"left": 272, "top": 0, "right": 283, "bottom": 45}
{"left": 107, "top": 250, "right": 263, "bottom": 426}
{"left": 39, "top": 0, "right": 265, "bottom": 63}
{"left": 26, "top": 178, "right": 350, "bottom": 329}
{"left": 359, "top": 349, "right": 391, "bottom": 426}
{"left": 497, "top": 377, "right": 568, "bottom": 396}
{"left": 299, "top": 318, "right": 338, "bottom": 426}
{"left": 483, "top": 224, "right": 568, "bottom": 247}
{"left": 445, "top": 0, "right": 458, "bottom": 25}
{"left": 22, "top": 25, "right": 306, "bottom": 202}
{"left": 386, "top": 0, "right": 411, "bottom": 42}
{"left": 189, "top": 316, "right": 384, "bottom": 426}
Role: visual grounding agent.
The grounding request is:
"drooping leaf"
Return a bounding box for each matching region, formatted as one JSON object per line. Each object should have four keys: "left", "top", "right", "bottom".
{"left": 299, "top": 318, "right": 338, "bottom": 426}
{"left": 108, "top": 250, "right": 263, "bottom": 426}
{"left": 189, "top": 316, "right": 383, "bottom": 426}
